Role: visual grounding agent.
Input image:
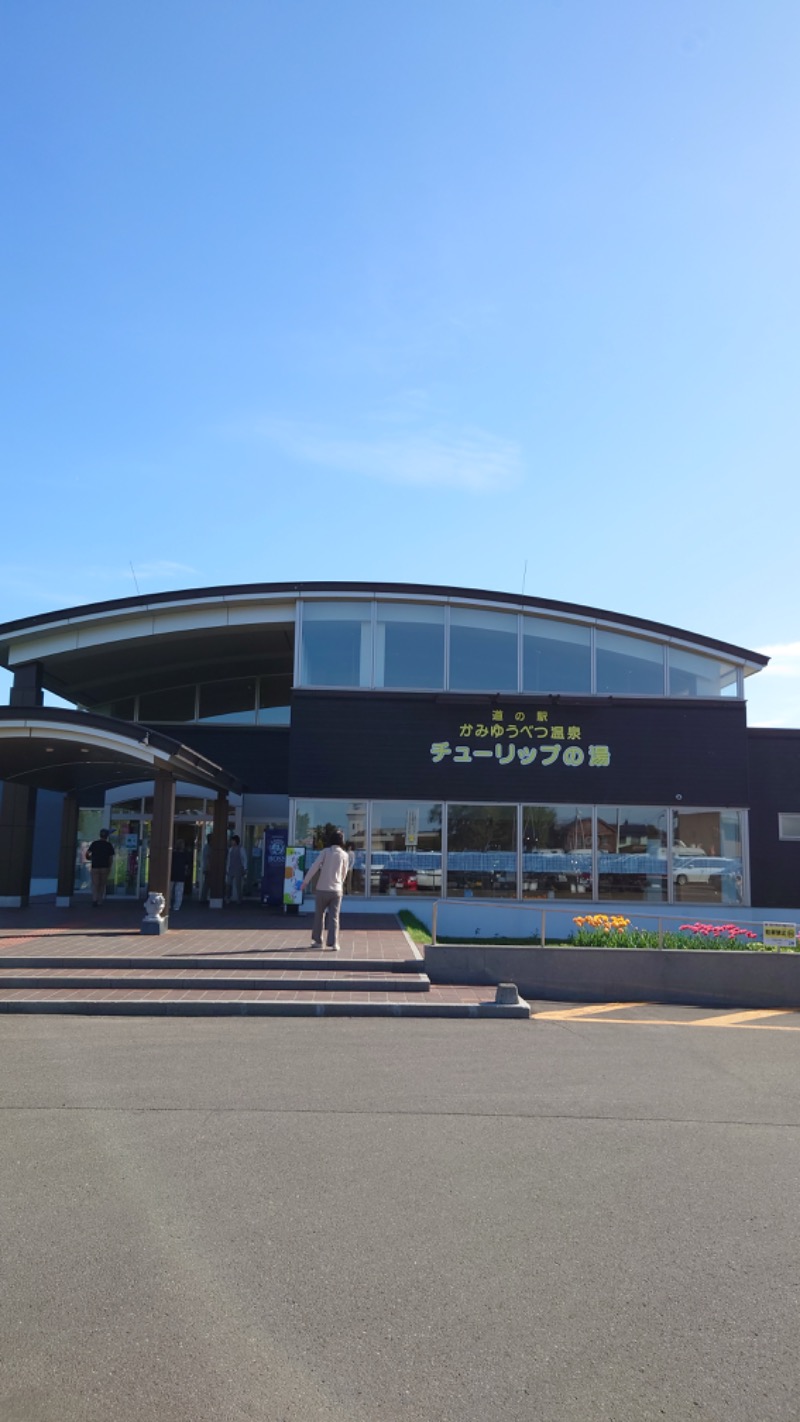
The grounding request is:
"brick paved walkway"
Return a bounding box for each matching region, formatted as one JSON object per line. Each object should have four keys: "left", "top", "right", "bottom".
{"left": 0, "top": 904, "right": 420, "bottom": 963}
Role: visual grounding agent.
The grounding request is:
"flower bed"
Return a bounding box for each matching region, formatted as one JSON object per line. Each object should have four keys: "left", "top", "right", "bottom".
{"left": 571, "top": 914, "right": 794, "bottom": 952}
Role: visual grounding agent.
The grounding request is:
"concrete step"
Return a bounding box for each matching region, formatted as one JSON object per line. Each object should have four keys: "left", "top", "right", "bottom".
{"left": 0, "top": 986, "right": 530, "bottom": 1018}
{"left": 0, "top": 954, "right": 420, "bottom": 973}
{"left": 0, "top": 968, "right": 431, "bottom": 993}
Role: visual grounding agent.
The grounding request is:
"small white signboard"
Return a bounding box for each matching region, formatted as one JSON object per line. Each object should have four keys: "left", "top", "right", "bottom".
{"left": 405, "top": 808, "right": 419, "bottom": 848}
{"left": 762, "top": 922, "right": 798, "bottom": 949}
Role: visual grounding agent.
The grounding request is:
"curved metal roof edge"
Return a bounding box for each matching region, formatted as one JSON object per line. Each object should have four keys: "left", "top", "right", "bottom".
{"left": 0, "top": 707, "right": 243, "bottom": 794}
{"left": 0, "top": 580, "right": 769, "bottom": 667}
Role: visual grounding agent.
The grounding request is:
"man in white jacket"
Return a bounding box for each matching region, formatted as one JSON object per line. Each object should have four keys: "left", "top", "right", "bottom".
{"left": 301, "top": 828, "right": 350, "bottom": 951}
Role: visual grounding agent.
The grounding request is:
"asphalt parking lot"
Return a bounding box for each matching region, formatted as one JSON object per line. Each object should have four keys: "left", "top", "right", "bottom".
{"left": 2, "top": 1012, "right": 799, "bottom": 1421}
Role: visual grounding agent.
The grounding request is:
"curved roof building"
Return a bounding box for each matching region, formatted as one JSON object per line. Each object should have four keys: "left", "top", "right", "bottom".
{"left": 0, "top": 582, "right": 796, "bottom": 913}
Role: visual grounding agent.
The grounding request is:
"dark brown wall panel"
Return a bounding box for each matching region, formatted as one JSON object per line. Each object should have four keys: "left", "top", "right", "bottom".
{"left": 747, "top": 730, "right": 800, "bottom": 907}
{"left": 288, "top": 693, "right": 749, "bottom": 806}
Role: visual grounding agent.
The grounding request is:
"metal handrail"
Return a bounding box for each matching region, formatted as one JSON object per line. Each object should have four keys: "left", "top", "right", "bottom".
{"left": 429, "top": 899, "right": 771, "bottom": 949}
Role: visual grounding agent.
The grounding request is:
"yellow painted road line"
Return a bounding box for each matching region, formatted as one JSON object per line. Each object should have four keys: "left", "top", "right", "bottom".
{"left": 694, "top": 1008, "right": 797, "bottom": 1027}
{"left": 535, "top": 1015, "right": 800, "bottom": 1030}
{"left": 535, "top": 1001, "right": 645, "bottom": 1020}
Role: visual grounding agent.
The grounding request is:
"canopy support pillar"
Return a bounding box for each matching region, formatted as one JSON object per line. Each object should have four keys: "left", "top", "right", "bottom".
{"left": 0, "top": 783, "right": 38, "bottom": 907}
{"left": 147, "top": 771, "right": 176, "bottom": 915}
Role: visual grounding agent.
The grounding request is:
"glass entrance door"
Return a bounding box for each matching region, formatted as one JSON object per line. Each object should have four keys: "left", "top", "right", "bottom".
{"left": 108, "top": 801, "right": 145, "bottom": 898}
{"left": 137, "top": 819, "right": 151, "bottom": 897}
{"left": 102, "top": 789, "right": 240, "bottom": 898}
{"left": 171, "top": 818, "right": 202, "bottom": 901}
{"left": 240, "top": 824, "right": 261, "bottom": 899}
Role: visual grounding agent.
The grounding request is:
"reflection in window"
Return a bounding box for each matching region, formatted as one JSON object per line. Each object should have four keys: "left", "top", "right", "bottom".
{"left": 287, "top": 798, "right": 749, "bottom": 904}
{"left": 300, "top": 602, "right": 372, "bottom": 687}
{"left": 668, "top": 647, "right": 738, "bottom": 698}
{"left": 597, "top": 805, "right": 668, "bottom": 901}
{"left": 74, "top": 808, "right": 104, "bottom": 893}
{"left": 449, "top": 608, "right": 518, "bottom": 692}
{"left": 258, "top": 673, "right": 292, "bottom": 725}
{"left": 138, "top": 684, "right": 196, "bottom": 722}
{"left": 293, "top": 798, "right": 366, "bottom": 895}
{"left": 375, "top": 603, "right": 445, "bottom": 689}
{"left": 371, "top": 801, "right": 442, "bottom": 896}
{"left": 198, "top": 678, "right": 257, "bottom": 724}
{"left": 522, "top": 805, "right": 593, "bottom": 900}
{"left": 107, "top": 801, "right": 146, "bottom": 897}
{"left": 446, "top": 803, "right": 517, "bottom": 899}
{"left": 523, "top": 618, "right": 591, "bottom": 694}
{"left": 673, "top": 809, "right": 743, "bottom": 905}
{"left": 257, "top": 705, "right": 291, "bottom": 725}
{"left": 596, "top": 631, "right": 665, "bottom": 695}
{"left": 175, "top": 795, "right": 206, "bottom": 817}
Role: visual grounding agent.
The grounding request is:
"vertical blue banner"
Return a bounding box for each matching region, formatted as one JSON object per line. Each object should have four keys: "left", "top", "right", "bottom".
{"left": 261, "top": 827, "right": 289, "bottom": 906}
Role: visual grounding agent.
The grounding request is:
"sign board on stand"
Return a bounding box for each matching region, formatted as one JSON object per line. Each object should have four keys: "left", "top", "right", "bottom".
{"left": 762, "top": 922, "right": 798, "bottom": 950}
{"left": 283, "top": 846, "right": 306, "bottom": 911}
{"left": 261, "top": 828, "right": 289, "bottom": 906}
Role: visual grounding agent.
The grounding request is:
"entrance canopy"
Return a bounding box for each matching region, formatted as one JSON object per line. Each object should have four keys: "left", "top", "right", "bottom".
{"left": 0, "top": 708, "right": 242, "bottom": 796}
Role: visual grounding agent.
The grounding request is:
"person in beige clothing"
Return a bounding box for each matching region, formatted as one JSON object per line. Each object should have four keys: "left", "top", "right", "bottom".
{"left": 301, "top": 828, "right": 350, "bottom": 951}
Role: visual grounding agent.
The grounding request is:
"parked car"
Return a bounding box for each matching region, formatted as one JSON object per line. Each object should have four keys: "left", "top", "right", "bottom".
{"left": 673, "top": 857, "right": 734, "bottom": 886}
{"left": 371, "top": 868, "right": 419, "bottom": 893}
{"left": 414, "top": 869, "right": 442, "bottom": 890}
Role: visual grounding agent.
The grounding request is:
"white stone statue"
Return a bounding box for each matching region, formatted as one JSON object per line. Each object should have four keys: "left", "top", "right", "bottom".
{"left": 143, "top": 891, "right": 166, "bottom": 921}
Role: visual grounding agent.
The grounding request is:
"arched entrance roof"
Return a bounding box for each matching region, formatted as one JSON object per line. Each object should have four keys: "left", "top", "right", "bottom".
{"left": 0, "top": 708, "right": 242, "bottom": 796}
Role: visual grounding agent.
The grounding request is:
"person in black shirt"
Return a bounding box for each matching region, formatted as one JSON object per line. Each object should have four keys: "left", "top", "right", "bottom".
{"left": 85, "top": 829, "right": 115, "bottom": 907}
{"left": 170, "top": 838, "right": 190, "bottom": 912}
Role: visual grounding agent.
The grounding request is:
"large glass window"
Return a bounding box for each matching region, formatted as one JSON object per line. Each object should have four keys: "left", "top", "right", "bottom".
{"left": 257, "top": 705, "right": 291, "bottom": 725}
{"left": 90, "top": 697, "right": 136, "bottom": 721}
{"left": 198, "top": 678, "right": 257, "bottom": 724}
{"left": 597, "top": 806, "right": 668, "bottom": 901}
{"left": 375, "top": 603, "right": 445, "bottom": 689}
{"left": 293, "top": 799, "right": 367, "bottom": 895}
{"left": 300, "top": 602, "right": 372, "bottom": 687}
{"left": 522, "top": 805, "right": 593, "bottom": 900}
{"left": 446, "top": 803, "right": 517, "bottom": 899}
{"left": 449, "top": 608, "right": 518, "bottom": 692}
{"left": 74, "top": 807, "right": 103, "bottom": 893}
{"left": 596, "top": 631, "right": 665, "bottom": 695}
{"left": 258, "top": 673, "right": 292, "bottom": 725}
{"left": 288, "top": 798, "right": 749, "bottom": 904}
{"left": 371, "top": 801, "right": 442, "bottom": 897}
{"left": 668, "top": 647, "right": 738, "bottom": 698}
{"left": 241, "top": 823, "right": 265, "bottom": 899}
{"left": 138, "top": 684, "right": 197, "bottom": 723}
{"left": 175, "top": 794, "right": 206, "bottom": 818}
{"left": 673, "top": 809, "right": 744, "bottom": 906}
{"left": 523, "top": 617, "right": 591, "bottom": 694}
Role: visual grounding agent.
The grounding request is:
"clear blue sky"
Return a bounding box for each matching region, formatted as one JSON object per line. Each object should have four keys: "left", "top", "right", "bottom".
{"left": 1, "top": 1, "right": 798, "bottom": 724}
